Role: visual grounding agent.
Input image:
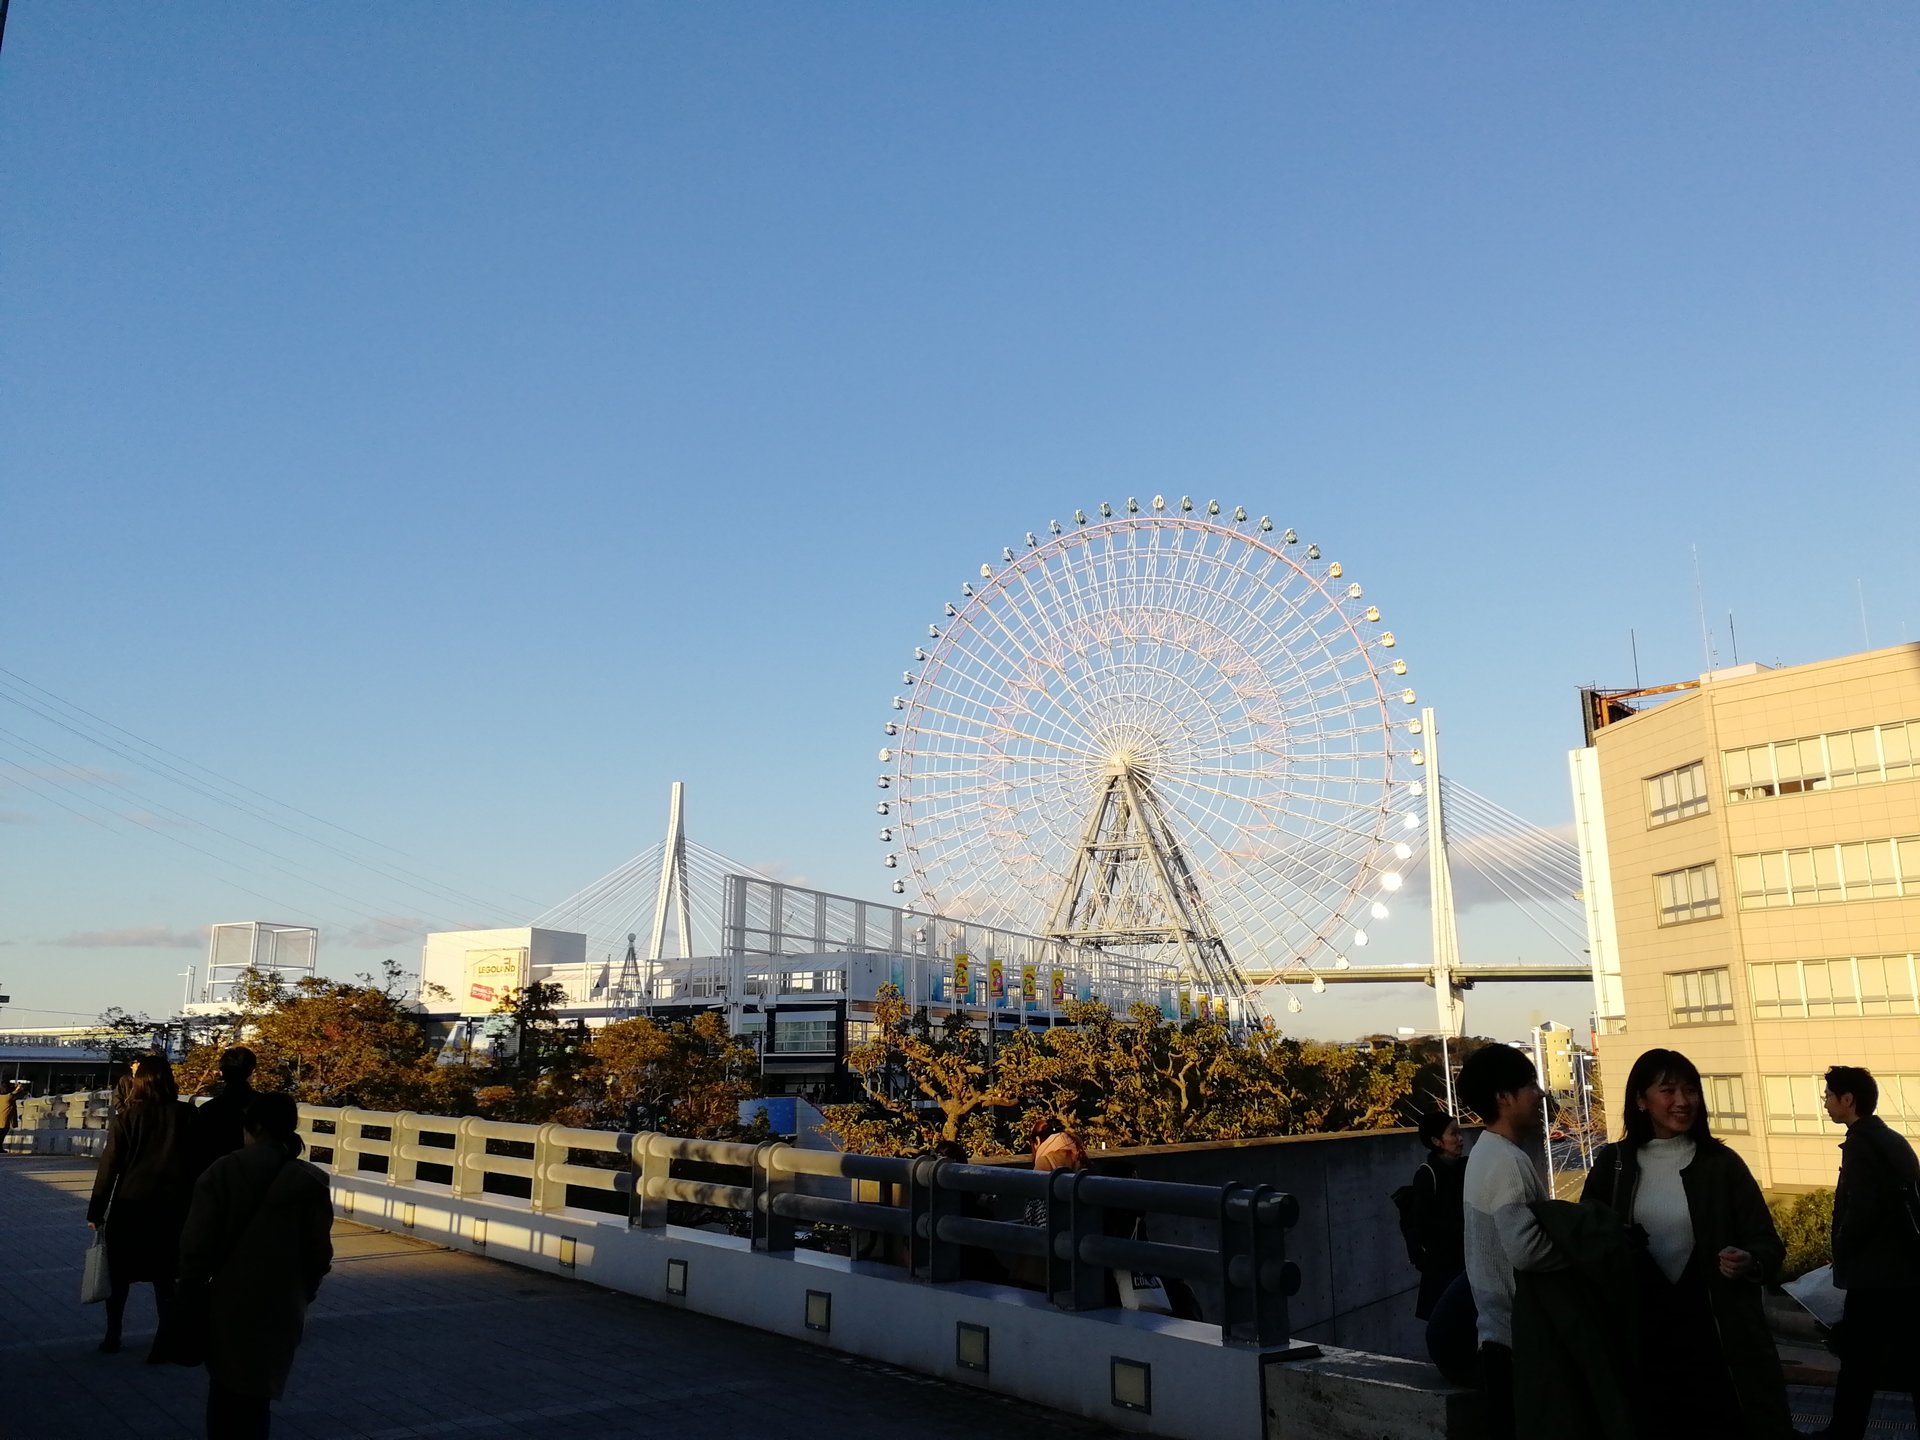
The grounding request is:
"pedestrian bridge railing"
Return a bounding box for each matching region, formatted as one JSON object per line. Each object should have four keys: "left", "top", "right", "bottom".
{"left": 4, "top": 1090, "right": 111, "bottom": 1154}
{"left": 296, "top": 1104, "right": 1304, "bottom": 1350}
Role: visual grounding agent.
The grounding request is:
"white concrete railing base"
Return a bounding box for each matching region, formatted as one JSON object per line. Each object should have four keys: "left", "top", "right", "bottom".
{"left": 4, "top": 1129, "right": 107, "bottom": 1158}
{"left": 327, "top": 1169, "right": 1286, "bottom": 1440}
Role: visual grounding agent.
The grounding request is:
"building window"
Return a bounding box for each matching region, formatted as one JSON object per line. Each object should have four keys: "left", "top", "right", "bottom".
{"left": 1765, "top": 1073, "right": 1920, "bottom": 1139}
{"left": 1749, "top": 955, "right": 1920, "bottom": 1020}
{"left": 1762, "top": 1074, "right": 1839, "bottom": 1136}
{"left": 1646, "top": 760, "right": 1710, "bottom": 827}
{"left": 1723, "top": 718, "right": 1920, "bottom": 803}
{"left": 1702, "top": 1075, "right": 1749, "bottom": 1133}
{"left": 1667, "top": 967, "right": 1735, "bottom": 1026}
{"left": 768, "top": 1018, "right": 838, "bottom": 1054}
{"left": 1655, "top": 863, "right": 1723, "bottom": 926}
{"left": 1735, "top": 834, "right": 1920, "bottom": 909}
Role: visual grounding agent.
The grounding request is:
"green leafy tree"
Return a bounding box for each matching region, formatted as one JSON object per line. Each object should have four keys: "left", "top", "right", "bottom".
{"left": 821, "top": 986, "right": 1030, "bottom": 1156}
{"left": 566, "top": 1011, "right": 763, "bottom": 1137}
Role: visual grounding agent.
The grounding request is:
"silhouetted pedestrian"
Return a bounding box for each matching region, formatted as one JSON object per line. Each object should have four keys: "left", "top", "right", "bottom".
{"left": 179, "top": 1091, "right": 333, "bottom": 1440}
{"left": 190, "top": 1047, "right": 258, "bottom": 1176}
{"left": 87, "top": 1053, "right": 193, "bottom": 1358}
{"left": 1809, "top": 1065, "right": 1920, "bottom": 1440}
{"left": 1401, "top": 1110, "right": 1467, "bottom": 1319}
{"left": 0, "top": 1079, "right": 28, "bottom": 1152}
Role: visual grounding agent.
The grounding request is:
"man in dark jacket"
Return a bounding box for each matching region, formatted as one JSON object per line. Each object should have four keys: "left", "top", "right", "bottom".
{"left": 1813, "top": 1065, "right": 1920, "bottom": 1440}
{"left": 191, "top": 1047, "right": 258, "bottom": 1177}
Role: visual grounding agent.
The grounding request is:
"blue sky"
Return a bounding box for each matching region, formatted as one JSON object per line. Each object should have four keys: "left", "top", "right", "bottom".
{"left": 2, "top": 5, "right": 1915, "bottom": 1038}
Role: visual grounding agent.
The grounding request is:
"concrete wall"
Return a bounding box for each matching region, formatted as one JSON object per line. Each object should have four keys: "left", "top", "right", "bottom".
{"left": 1092, "top": 1126, "right": 1435, "bottom": 1360}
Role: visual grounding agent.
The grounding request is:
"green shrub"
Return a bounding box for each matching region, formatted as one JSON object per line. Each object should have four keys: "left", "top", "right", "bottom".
{"left": 1768, "top": 1188, "right": 1834, "bottom": 1281}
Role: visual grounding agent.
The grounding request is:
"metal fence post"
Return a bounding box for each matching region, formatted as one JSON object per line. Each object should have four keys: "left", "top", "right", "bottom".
{"left": 752, "top": 1140, "right": 795, "bottom": 1253}
{"left": 531, "top": 1123, "right": 564, "bottom": 1214}
{"left": 453, "top": 1116, "right": 485, "bottom": 1201}
{"left": 911, "top": 1156, "right": 960, "bottom": 1283}
{"left": 636, "top": 1131, "right": 671, "bottom": 1229}
{"left": 1223, "top": 1184, "right": 1299, "bottom": 1346}
{"left": 391, "top": 1112, "right": 419, "bottom": 1187}
{"left": 1063, "top": 1169, "right": 1105, "bottom": 1311}
{"left": 336, "top": 1106, "right": 366, "bottom": 1178}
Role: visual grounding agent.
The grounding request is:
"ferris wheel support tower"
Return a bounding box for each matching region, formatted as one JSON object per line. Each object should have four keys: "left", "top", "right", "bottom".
{"left": 1044, "top": 759, "right": 1249, "bottom": 1000}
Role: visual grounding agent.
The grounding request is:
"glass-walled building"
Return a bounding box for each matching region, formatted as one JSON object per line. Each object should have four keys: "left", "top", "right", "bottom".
{"left": 1569, "top": 643, "right": 1920, "bottom": 1190}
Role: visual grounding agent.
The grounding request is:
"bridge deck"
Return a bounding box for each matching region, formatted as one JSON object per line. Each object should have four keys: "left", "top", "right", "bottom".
{"left": 0, "top": 1157, "right": 1123, "bottom": 1440}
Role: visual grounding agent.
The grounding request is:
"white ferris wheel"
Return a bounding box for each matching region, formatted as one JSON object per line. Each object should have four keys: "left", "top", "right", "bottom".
{"left": 877, "top": 496, "right": 1425, "bottom": 1014}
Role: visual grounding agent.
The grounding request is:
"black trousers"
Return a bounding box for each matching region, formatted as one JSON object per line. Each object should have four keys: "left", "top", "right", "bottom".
{"left": 1478, "top": 1341, "right": 1515, "bottom": 1440}
{"left": 206, "top": 1384, "right": 271, "bottom": 1440}
{"left": 1828, "top": 1286, "right": 1920, "bottom": 1440}
{"left": 1634, "top": 1257, "right": 1743, "bottom": 1439}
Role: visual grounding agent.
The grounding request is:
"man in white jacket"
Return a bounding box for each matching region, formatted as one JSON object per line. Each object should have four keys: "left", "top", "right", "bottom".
{"left": 1459, "top": 1044, "right": 1558, "bottom": 1440}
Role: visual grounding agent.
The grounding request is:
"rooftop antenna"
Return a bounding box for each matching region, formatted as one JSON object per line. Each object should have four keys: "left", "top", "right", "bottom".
{"left": 1728, "top": 612, "right": 1739, "bottom": 666}
{"left": 1858, "top": 580, "right": 1871, "bottom": 649}
{"left": 1691, "top": 545, "right": 1716, "bottom": 670}
{"left": 1630, "top": 629, "right": 1641, "bottom": 688}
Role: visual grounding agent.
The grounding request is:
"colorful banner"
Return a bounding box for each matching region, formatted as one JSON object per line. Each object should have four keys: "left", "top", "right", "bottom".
{"left": 1198, "top": 994, "right": 1213, "bottom": 1022}
{"left": 989, "top": 957, "right": 1006, "bottom": 1002}
{"left": 1050, "top": 969, "right": 1066, "bottom": 1006}
{"left": 1178, "top": 988, "right": 1193, "bottom": 1021}
{"left": 1021, "top": 964, "right": 1037, "bottom": 1011}
{"left": 953, "top": 951, "right": 971, "bottom": 1000}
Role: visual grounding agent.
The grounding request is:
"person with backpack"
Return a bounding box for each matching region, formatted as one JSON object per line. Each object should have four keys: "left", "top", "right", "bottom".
{"left": 1394, "top": 1110, "right": 1467, "bottom": 1319}
{"left": 1808, "top": 1065, "right": 1920, "bottom": 1440}
{"left": 177, "top": 1091, "right": 334, "bottom": 1439}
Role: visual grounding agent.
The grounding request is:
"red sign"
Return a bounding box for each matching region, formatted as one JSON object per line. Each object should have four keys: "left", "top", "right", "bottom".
{"left": 470, "top": 984, "right": 496, "bottom": 1004}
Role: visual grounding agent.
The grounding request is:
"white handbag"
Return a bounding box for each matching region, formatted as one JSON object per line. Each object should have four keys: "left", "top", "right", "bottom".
{"left": 81, "top": 1231, "right": 111, "bottom": 1305}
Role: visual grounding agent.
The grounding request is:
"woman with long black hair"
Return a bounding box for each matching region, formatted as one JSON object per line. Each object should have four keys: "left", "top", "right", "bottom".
{"left": 179, "top": 1091, "right": 334, "bottom": 1440}
{"left": 87, "top": 1052, "right": 193, "bottom": 1357}
{"left": 1581, "top": 1048, "right": 1793, "bottom": 1439}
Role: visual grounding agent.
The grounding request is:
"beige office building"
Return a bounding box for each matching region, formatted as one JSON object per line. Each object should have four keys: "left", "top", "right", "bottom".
{"left": 1569, "top": 643, "right": 1920, "bottom": 1191}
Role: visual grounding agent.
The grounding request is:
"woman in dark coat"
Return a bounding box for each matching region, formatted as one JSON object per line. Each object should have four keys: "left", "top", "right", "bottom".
{"left": 1580, "top": 1048, "right": 1793, "bottom": 1440}
{"left": 1404, "top": 1111, "right": 1467, "bottom": 1319}
{"left": 87, "top": 1053, "right": 193, "bottom": 1356}
{"left": 179, "top": 1091, "right": 333, "bottom": 1440}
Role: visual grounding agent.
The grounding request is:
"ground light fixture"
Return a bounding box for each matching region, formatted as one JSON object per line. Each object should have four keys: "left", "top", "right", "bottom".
{"left": 955, "top": 1322, "right": 988, "bottom": 1373}
{"left": 666, "top": 1258, "right": 688, "bottom": 1296}
{"left": 1111, "top": 1357, "right": 1152, "bottom": 1413}
{"left": 804, "top": 1291, "right": 831, "bottom": 1333}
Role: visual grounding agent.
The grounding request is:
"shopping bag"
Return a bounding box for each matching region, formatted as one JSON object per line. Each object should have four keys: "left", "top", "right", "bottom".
{"left": 81, "top": 1232, "right": 111, "bottom": 1305}
{"left": 1117, "top": 1269, "right": 1175, "bottom": 1314}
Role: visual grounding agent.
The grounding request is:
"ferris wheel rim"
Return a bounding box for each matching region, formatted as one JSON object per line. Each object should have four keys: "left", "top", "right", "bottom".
{"left": 878, "top": 501, "right": 1420, "bottom": 995}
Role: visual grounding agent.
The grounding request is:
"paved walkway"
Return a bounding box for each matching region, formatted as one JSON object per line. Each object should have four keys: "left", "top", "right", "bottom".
{"left": 1, "top": 1157, "right": 1129, "bottom": 1440}
{"left": 10, "top": 1155, "right": 1914, "bottom": 1439}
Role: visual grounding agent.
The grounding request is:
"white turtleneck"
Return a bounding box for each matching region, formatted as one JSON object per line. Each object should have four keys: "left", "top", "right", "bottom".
{"left": 1633, "top": 1135, "right": 1697, "bottom": 1283}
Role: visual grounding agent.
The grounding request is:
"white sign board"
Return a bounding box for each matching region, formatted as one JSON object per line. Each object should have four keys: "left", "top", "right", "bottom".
{"left": 462, "top": 947, "right": 529, "bottom": 1016}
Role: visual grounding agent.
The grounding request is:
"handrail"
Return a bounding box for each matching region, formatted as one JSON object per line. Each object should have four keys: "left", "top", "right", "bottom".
{"left": 294, "top": 1101, "right": 1302, "bottom": 1346}
{"left": 18, "top": 1092, "right": 1300, "bottom": 1346}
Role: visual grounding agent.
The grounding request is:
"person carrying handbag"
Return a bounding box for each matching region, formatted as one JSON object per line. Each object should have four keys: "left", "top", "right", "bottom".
{"left": 177, "top": 1092, "right": 334, "bottom": 1440}
{"left": 1808, "top": 1065, "right": 1920, "bottom": 1440}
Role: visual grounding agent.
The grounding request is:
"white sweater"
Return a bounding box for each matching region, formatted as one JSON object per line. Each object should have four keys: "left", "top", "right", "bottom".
{"left": 1462, "top": 1130, "right": 1558, "bottom": 1347}
{"left": 1633, "top": 1136, "right": 1697, "bottom": 1283}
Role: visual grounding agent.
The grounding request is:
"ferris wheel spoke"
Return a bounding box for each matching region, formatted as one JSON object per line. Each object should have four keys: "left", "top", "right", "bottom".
{"left": 884, "top": 503, "right": 1411, "bottom": 1016}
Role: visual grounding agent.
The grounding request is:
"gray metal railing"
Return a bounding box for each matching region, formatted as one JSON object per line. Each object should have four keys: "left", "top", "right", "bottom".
{"left": 300, "top": 1105, "right": 1302, "bottom": 1346}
